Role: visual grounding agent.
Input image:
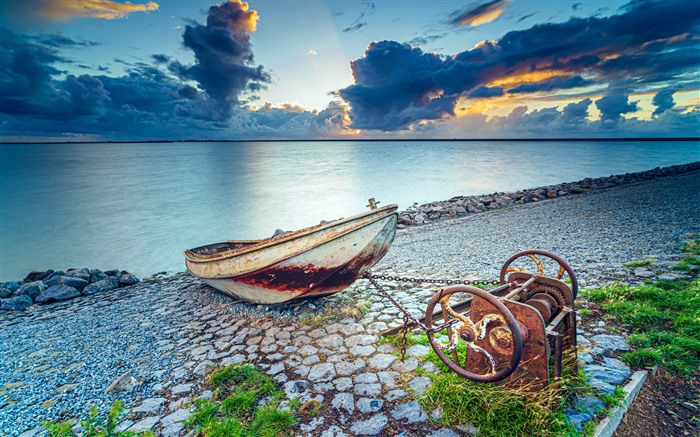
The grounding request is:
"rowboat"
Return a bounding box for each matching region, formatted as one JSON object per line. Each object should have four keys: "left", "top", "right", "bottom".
{"left": 184, "top": 201, "right": 398, "bottom": 304}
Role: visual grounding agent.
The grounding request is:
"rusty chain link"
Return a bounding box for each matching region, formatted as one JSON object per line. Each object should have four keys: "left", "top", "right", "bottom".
{"left": 362, "top": 271, "right": 502, "bottom": 360}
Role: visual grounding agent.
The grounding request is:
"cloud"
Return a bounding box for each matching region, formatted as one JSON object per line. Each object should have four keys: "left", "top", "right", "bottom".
{"left": 342, "top": 1, "right": 375, "bottom": 33}
{"left": 467, "top": 85, "right": 503, "bottom": 98}
{"left": 652, "top": 87, "right": 678, "bottom": 116}
{"left": 507, "top": 75, "right": 593, "bottom": 94}
{"left": 343, "top": 22, "right": 367, "bottom": 33}
{"left": 339, "top": 0, "right": 700, "bottom": 131}
{"left": 561, "top": 98, "right": 592, "bottom": 124}
{"left": 449, "top": 0, "right": 510, "bottom": 27}
{"left": 595, "top": 90, "right": 639, "bottom": 123}
{"left": 1, "top": 0, "right": 158, "bottom": 23}
{"left": 169, "top": 0, "right": 270, "bottom": 118}
{"left": 305, "top": 49, "right": 318, "bottom": 55}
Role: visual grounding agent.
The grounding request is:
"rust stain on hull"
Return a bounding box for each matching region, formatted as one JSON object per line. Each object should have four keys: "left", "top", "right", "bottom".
{"left": 184, "top": 203, "right": 398, "bottom": 304}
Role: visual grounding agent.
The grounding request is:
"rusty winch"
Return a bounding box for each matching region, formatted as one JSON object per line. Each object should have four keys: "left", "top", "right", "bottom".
{"left": 368, "top": 250, "right": 578, "bottom": 391}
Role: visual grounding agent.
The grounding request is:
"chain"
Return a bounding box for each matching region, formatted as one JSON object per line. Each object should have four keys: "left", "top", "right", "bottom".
{"left": 364, "top": 273, "right": 501, "bottom": 287}
{"left": 363, "top": 271, "right": 501, "bottom": 360}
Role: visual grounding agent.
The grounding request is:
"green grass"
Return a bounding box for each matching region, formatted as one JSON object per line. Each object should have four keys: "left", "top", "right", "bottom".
{"left": 623, "top": 259, "right": 654, "bottom": 268}
{"left": 186, "top": 363, "right": 296, "bottom": 437}
{"left": 42, "top": 400, "right": 153, "bottom": 437}
{"left": 583, "top": 278, "right": 700, "bottom": 375}
{"left": 383, "top": 331, "right": 595, "bottom": 436}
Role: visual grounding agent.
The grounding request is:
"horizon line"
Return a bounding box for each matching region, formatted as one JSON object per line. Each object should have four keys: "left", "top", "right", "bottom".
{"left": 1, "top": 137, "right": 699, "bottom": 145}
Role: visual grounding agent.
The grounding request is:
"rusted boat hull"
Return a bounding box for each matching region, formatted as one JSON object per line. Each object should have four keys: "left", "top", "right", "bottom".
{"left": 184, "top": 204, "right": 398, "bottom": 304}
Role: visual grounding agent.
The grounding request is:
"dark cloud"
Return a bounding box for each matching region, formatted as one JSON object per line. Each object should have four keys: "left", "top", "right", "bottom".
{"left": 338, "top": 41, "right": 456, "bottom": 130}
{"left": 507, "top": 75, "right": 592, "bottom": 94}
{"left": 152, "top": 54, "right": 170, "bottom": 64}
{"left": 407, "top": 33, "right": 449, "bottom": 47}
{"left": 572, "top": 3, "right": 582, "bottom": 11}
{"left": 561, "top": 98, "right": 592, "bottom": 124}
{"left": 448, "top": 0, "right": 510, "bottom": 27}
{"left": 343, "top": 22, "right": 366, "bottom": 33}
{"left": 340, "top": 0, "right": 700, "bottom": 131}
{"left": 595, "top": 90, "right": 639, "bottom": 123}
{"left": 468, "top": 85, "right": 503, "bottom": 98}
{"left": 652, "top": 88, "right": 678, "bottom": 116}
{"left": 517, "top": 13, "right": 535, "bottom": 23}
{"left": 172, "top": 0, "right": 270, "bottom": 116}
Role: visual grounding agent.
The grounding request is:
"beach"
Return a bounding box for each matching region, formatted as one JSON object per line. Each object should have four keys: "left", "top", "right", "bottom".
{"left": 1, "top": 165, "right": 699, "bottom": 436}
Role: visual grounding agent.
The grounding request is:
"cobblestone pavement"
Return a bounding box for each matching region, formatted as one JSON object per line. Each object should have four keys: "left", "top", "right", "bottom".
{"left": 2, "top": 170, "right": 698, "bottom": 436}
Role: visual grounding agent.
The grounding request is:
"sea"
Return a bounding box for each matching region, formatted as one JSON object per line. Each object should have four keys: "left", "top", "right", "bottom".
{"left": 1, "top": 140, "right": 698, "bottom": 281}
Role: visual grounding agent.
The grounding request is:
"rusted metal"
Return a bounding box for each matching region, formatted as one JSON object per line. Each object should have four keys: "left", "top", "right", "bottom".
{"left": 499, "top": 249, "right": 579, "bottom": 298}
{"left": 184, "top": 201, "right": 398, "bottom": 304}
{"left": 368, "top": 250, "right": 578, "bottom": 392}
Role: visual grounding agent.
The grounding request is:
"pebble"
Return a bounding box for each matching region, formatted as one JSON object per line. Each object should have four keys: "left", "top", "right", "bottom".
{"left": 349, "top": 413, "right": 388, "bottom": 436}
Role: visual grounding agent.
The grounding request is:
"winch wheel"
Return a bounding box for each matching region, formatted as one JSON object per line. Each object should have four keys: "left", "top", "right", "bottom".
{"left": 424, "top": 285, "right": 523, "bottom": 383}
{"left": 499, "top": 249, "right": 579, "bottom": 298}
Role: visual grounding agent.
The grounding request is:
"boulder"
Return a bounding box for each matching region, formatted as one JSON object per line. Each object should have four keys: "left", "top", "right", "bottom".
{"left": 1, "top": 295, "right": 33, "bottom": 311}
{"left": 104, "top": 269, "right": 120, "bottom": 277}
{"left": 19, "top": 281, "right": 45, "bottom": 301}
{"left": 58, "top": 276, "right": 89, "bottom": 290}
{"left": 24, "top": 270, "right": 53, "bottom": 283}
{"left": 0, "top": 288, "right": 12, "bottom": 299}
{"left": 65, "top": 268, "right": 90, "bottom": 282}
{"left": 43, "top": 271, "right": 66, "bottom": 288}
{"left": 83, "top": 276, "right": 118, "bottom": 295}
{"left": 118, "top": 272, "right": 140, "bottom": 286}
{"left": 89, "top": 269, "right": 108, "bottom": 283}
{"left": 35, "top": 285, "right": 81, "bottom": 304}
{"left": 1, "top": 281, "right": 21, "bottom": 293}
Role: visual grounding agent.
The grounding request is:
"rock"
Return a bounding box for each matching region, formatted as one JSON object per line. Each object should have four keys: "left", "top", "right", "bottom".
{"left": 35, "top": 285, "right": 81, "bottom": 304}
{"left": 355, "top": 383, "right": 382, "bottom": 396}
{"left": 118, "top": 272, "right": 140, "bottom": 286}
{"left": 357, "top": 397, "right": 384, "bottom": 414}
{"left": 585, "top": 360, "right": 630, "bottom": 388}
{"left": 82, "top": 276, "right": 118, "bottom": 295}
{"left": 105, "top": 373, "right": 138, "bottom": 392}
{"left": 564, "top": 409, "right": 593, "bottom": 432}
{"left": 42, "top": 272, "right": 65, "bottom": 287}
{"left": 104, "top": 269, "right": 120, "bottom": 277}
{"left": 193, "top": 360, "right": 214, "bottom": 376}
{"left": 591, "top": 334, "right": 630, "bottom": 351}
{"left": 132, "top": 397, "right": 166, "bottom": 414}
{"left": 317, "top": 334, "right": 344, "bottom": 348}
{"left": 349, "top": 414, "right": 388, "bottom": 436}
{"left": 160, "top": 423, "right": 185, "bottom": 437}
{"left": 572, "top": 395, "right": 605, "bottom": 414}
{"left": 369, "top": 354, "right": 396, "bottom": 370}
{"left": 308, "top": 363, "right": 336, "bottom": 382}
{"left": 89, "top": 268, "right": 108, "bottom": 283}
{"left": 170, "top": 383, "right": 193, "bottom": 395}
{"left": 128, "top": 416, "right": 160, "bottom": 433}
{"left": 58, "top": 276, "right": 88, "bottom": 290}
{"left": 161, "top": 408, "right": 191, "bottom": 428}
{"left": 634, "top": 268, "right": 655, "bottom": 278}
{"left": 284, "top": 380, "right": 311, "bottom": 400}
{"left": 332, "top": 393, "right": 354, "bottom": 413}
{"left": 1, "top": 295, "right": 33, "bottom": 311}
{"left": 19, "top": 281, "right": 45, "bottom": 300}
{"left": 408, "top": 376, "right": 432, "bottom": 396}
{"left": 384, "top": 389, "right": 407, "bottom": 401}
{"left": 406, "top": 345, "right": 430, "bottom": 357}
{"left": 24, "top": 270, "right": 52, "bottom": 282}
{"left": 335, "top": 359, "right": 366, "bottom": 376}
{"left": 65, "top": 268, "right": 90, "bottom": 282}
{"left": 2, "top": 281, "right": 20, "bottom": 292}
{"left": 391, "top": 400, "right": 428, "bottom": 423}
{"left": 0, "top": 288, "right": 12, "bottom": 299}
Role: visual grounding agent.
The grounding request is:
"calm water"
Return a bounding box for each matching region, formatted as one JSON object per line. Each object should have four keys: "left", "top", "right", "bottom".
{"left": 1, "top": 140, "right": 698, "bottom": 281}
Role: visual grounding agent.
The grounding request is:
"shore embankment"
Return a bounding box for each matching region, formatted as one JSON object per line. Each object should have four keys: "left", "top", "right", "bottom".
{"left": 1, "top": 163, "right": 699, "bottom": 436}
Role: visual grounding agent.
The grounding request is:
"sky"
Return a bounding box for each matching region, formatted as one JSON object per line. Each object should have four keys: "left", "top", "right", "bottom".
{"left": 1, "top": 0, "right": 699, "bottom": 141}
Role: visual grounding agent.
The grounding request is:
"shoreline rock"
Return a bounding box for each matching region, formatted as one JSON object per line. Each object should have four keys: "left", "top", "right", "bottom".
{"left": 397, "top": 161, "right": 700, "bottom": 228}
{"left": 0, "top": 267, "right": 140, "bottom": 312}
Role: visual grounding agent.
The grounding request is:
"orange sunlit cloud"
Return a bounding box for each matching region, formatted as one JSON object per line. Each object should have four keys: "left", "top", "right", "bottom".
{"left": 40, "top": 0, "right": 159, "bottom": 20}
{"left": 451, "top": 0, "right": 511, "bottom": 27}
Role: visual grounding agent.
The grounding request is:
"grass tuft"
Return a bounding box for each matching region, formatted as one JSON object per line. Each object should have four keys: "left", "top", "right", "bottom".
{"left": 623, "top": 259, "right": 654, "bottom": 268}
{"left": 187, "top": 363, "right": 296, "bottom": 437}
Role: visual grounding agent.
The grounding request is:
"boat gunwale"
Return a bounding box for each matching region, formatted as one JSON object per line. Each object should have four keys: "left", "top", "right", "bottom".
{"left": 184, "top": 203, "right": 398, "bottom": 264}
